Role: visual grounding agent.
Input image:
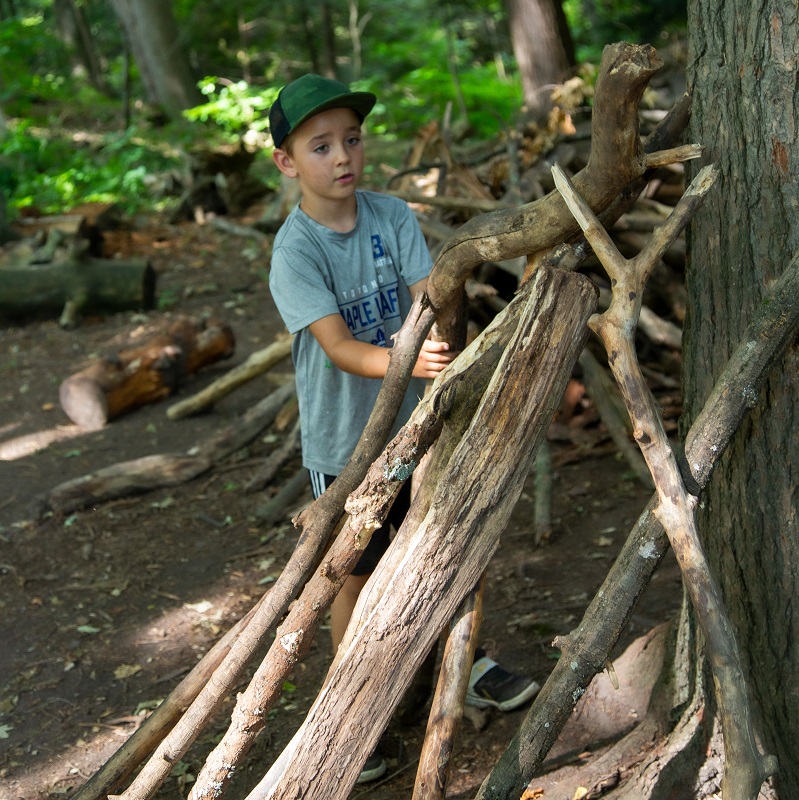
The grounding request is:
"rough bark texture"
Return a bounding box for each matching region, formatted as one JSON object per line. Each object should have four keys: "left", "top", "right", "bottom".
{"left": 427, "top": 42, "right": 660, "bottom": 341}
{"left": 245, "top": 267, "right": 597, "bottom": 800}
{"left": 0, "top": 255, "right": 155, "bottom": 325}
{"left": 505, "top": 0, "right": 575, "bottom": 117}
{"left": 684, "top": 2, "right": 799, "bottom": 796}
{"left": 59, "top": 316, "right": 235, "bottom": 429}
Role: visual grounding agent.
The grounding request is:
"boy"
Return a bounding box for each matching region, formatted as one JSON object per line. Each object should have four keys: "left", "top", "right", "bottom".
{"left": 268, "top": 74, "right": 539, "bottom": 783}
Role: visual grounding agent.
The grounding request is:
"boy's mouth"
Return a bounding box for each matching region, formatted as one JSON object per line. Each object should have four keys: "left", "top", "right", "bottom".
{"left": 336, "top": 172, "right": 355, "bottom": 184}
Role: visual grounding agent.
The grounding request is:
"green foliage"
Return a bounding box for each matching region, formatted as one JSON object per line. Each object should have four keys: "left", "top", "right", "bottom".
{"left": 184, "top": 78, "right": 278, "bottom": 139}
{"left": 360, "top": 63, "right": 520, "bottom": 141}
{"left": 1, "top": 121, "right": 181, "bottom": 215}
{"left": 0, "top": 13, "right": 71, "bottom": 114}
{"left": 564, "top": 0, "right": 687, "bottom": 62}
{"left": 0, "top": 0, "right": 687, "bottom": 215}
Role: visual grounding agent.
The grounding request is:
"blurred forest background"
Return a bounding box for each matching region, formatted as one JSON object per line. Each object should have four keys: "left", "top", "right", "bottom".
{"left": 0, "top": 0, "right": 686, "bottom": 222}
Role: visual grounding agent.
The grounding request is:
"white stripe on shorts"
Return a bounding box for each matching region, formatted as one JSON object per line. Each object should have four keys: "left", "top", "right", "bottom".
{"left": 308, "top": 469, "right": 331, "bottom": 499}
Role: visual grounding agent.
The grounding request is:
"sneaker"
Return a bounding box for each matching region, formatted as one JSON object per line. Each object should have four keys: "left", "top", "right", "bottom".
{"left": 465, "top": 656, "right": 541, "bottom": 711}
{"left": 356, "top": 751, "right": 387, "bottom": 784}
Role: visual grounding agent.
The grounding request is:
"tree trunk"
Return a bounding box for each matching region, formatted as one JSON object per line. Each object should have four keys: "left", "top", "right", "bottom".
{"left": 681, "top": 1, "right": 799, "bottom": 796}
{"left": 505, "top": 0, "right": 575, "bottom": 119}
{"left": 52, "top": 0, "right": 109, "bottom": 94}
{"left": 109, "top": 0, "right": 201, "bottom": 119}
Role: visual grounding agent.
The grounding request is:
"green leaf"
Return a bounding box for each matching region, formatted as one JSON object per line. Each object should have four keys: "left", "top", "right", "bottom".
{"left": 77, "top": 625, "right": 101, "bottom": 634}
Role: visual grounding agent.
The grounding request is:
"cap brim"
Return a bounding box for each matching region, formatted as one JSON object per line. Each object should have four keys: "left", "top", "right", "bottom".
{"left": 292, "top": 91, "right": 377, "bottom": 132}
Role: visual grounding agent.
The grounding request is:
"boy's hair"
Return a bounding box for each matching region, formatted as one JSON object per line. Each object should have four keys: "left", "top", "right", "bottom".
{"left": 269, "top": 74, "right": 376, "bottom": 149}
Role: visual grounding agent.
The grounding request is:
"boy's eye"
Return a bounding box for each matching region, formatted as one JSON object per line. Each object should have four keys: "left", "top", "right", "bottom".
{"left": 347, "top": 136, "right": 361, "bottom": 146}
{"left": 314, "top": 144, "right": 330, "bottom": 153}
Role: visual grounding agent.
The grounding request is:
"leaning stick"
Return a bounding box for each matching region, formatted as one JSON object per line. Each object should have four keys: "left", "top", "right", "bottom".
{"left": 554, "top": 162, "right": 777, "bottom": 799}
{"left": 413, "top": 576, "right": 485, "bottom": 800}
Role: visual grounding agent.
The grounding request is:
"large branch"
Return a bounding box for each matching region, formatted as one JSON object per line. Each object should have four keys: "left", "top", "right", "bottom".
{"left": 427, "top": 42, "right": 661, "bottom": 340}
{"left": 474, "top": 197, "right": 799, "bottom": 800}
{"left": 244, "top": 266, "right": 596, "bottom": 800}
{"left": 556, "top": 162, "right": 777, "bottom": 798}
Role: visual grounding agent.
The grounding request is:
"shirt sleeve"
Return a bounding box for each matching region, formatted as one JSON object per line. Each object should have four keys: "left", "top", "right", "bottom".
{"left": 393, "top": 200, "right": 434, "bottom": 287}
{"left": 269, "top": 245, "right": 340, "bottom": 334}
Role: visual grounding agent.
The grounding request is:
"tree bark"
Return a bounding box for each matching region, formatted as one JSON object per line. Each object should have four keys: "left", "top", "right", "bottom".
{"left": 53, "top": 0, "right": 109, "bottom": 94}
{"left": 683, "top": 1, "right": 799, "bottom": 796}
{"left": 109, "top": 0, "right": 201, "bottom": 119}
{"left": 505, "top": 0, "right": 575, "bottom": 119}
{"left": 475, "top": 244, "right": 799, "bottom": 800}
{"left": 37, "top": 382, "right": 295, "bottom": 516}
{"left": 0, "top": 254, "right": 155, "bottom": 326}
{"left": 60, "top": 316, "right": 235, "bottom": 429}
{"left": 244, "top": 266, "right": 596, "bottom": 800}
{"left": 427, "top": 42, "right": 661, "bottom": 341}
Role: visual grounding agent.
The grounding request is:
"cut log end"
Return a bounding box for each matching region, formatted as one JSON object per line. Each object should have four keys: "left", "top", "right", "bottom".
{"left": 59, "top": 376, "right": 110, "bottom": 430}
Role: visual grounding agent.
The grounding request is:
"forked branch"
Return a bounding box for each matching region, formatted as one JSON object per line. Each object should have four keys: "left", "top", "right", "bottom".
{"left": 552, "top": 162, "right": 778, "bottom": 799}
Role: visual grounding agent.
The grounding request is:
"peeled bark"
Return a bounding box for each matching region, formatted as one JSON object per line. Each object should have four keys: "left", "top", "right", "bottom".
{"left": 244, "top": 266, "right": 596, "bottom": 800}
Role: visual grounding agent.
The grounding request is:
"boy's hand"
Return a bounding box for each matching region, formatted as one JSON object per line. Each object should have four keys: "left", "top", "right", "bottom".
{"left": 412, "top": 339, "right": 457, "bottom": 379}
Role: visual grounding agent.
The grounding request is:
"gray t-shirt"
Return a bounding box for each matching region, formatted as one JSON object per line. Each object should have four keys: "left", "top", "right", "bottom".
{"left": 269, "top": 190, "right": 432, "bottom": 475}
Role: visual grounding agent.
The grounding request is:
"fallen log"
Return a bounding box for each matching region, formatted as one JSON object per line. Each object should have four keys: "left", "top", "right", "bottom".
{"left": 167, "top": 334, "right": 293, "bottom": 420}
{"left": 59, "top": 315, "right": 235, "bottom": 430}
{"left": 0, "top": 247, "right": 156, "bottom": 327}
{"left": 37, "top": 381, "right": 295, "bottom": 516}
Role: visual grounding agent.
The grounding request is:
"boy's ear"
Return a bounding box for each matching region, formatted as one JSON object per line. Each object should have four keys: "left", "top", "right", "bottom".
{"left": 272, "top": 148, "right": 298, "bottom": 178}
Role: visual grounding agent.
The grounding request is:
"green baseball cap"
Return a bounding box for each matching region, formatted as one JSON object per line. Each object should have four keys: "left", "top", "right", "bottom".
{"left": 269, "top": 74, "right": 377, "bottom": 148}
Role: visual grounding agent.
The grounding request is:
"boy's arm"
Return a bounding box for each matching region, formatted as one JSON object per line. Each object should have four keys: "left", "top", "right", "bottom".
{"left": 309, "top": 308, "right": 454, "bottom": 380}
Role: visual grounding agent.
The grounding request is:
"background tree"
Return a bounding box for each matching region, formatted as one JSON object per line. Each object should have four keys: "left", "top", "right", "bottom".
{"left": 505, "top": 0, "right": 575, "bottom": 119}
{"left": 52, "top": 0, "right": 107, "bottom": 93}
{"left": 109, "top": 0, "right": 201, "bottom": 120}
{"left": 682, "top": 0, "right": 799, "bottom": 795}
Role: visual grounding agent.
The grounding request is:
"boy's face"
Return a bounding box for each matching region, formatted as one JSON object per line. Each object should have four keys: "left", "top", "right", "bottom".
{"left": 272, "top": 107, "right": 365, "bottom": 208}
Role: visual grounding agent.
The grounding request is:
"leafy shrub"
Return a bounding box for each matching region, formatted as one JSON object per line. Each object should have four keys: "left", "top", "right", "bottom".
{"left": 1, "top": 121, "right": 181, "bottom": 215}
{"left": 184, "top": 78, "right": 278, "bottom": 139}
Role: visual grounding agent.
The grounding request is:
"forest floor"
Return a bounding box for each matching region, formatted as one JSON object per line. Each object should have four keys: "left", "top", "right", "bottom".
{"left": 0, "top": 207, "right": 683, "bottom": 800}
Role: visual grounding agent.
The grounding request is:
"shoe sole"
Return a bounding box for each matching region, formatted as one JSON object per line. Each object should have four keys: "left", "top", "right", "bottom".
{"left": 466, "top": 680, "right": 541, "bottom": 712}
{"left": 356, "top": 759, "right": 387, "bottom": 784}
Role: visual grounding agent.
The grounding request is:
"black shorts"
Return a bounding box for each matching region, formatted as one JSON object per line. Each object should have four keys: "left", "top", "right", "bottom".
{"left": 309, "top": 470, "right": 411, "bottom": 576}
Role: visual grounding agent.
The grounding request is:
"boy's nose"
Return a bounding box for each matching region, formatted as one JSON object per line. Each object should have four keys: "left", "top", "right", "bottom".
{"left": 334, "top": 144, "right": 351, "bottom": 164}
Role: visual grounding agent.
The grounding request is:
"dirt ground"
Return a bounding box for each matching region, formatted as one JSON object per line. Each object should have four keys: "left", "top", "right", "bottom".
{"left": 0, "top": 214, "right": 682, "bottom": 800}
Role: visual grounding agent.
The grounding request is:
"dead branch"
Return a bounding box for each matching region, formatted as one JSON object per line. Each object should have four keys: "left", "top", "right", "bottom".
{"left": 253, "top": 467, "right": 309, "bottom": 526}
{"left": 167, "top": 335, "right": 293, "bottom": 419}
{"left": 413, "top": 577, "right": 484, "bottom": 800}
{"left": 245, "top": 416, "right": 301, "bottom": 493}
{"left": 427, "top": 43, "right": 662, "bottom": 341}
{"left": 475, "top": 240, "right": 799, "bottom": 800}
{"left": 110, "top": 291, "right": 448, "bottom": 800}
{"left": 36, "top": 381, "right": 295, "bottom": 516}
{"left": 71, "top": 599, "right": 268, "bottom": 800}
{"left": 244, "top": 267, "right": 596, "bottom": 800}
{"left": 532, "top": 441, "right": 553, "bottom": 545}
{"left": 578, "top": 348, "right": 652, "bottom": 486}
{"left": 554, "top": 161, "right": 776, "bottom": 797}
